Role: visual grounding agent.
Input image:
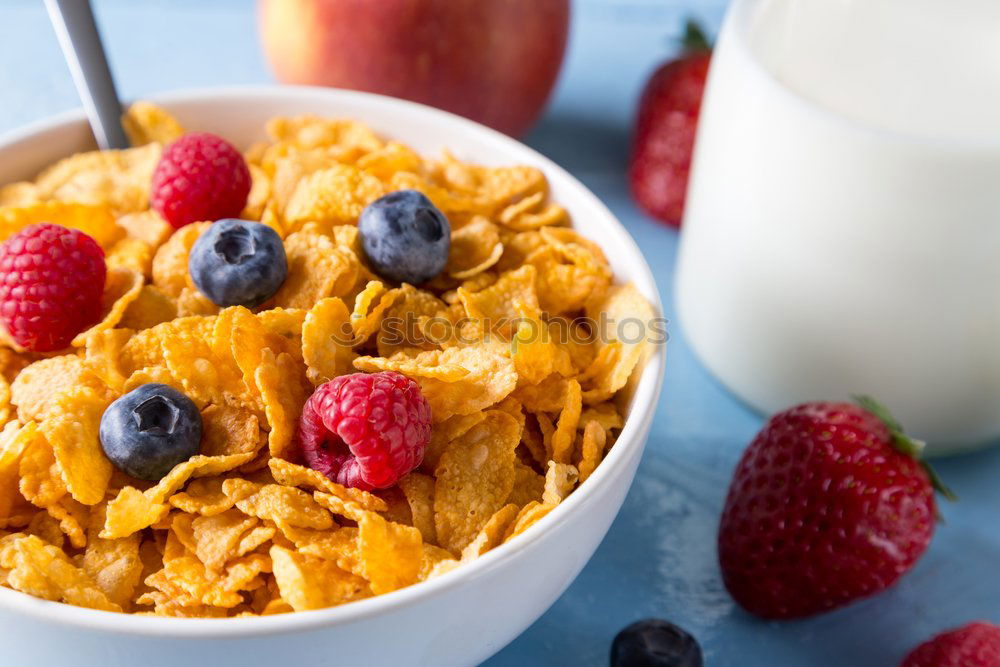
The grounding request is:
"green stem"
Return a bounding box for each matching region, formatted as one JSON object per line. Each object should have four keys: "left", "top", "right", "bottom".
{"left": 853, "top": 394, "right": 957, "bottom": 501}
{"left": 681, "top": 18, "right": 712, "bottom": 53}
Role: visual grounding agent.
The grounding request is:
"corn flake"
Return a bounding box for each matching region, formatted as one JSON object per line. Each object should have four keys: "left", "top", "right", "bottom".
{"left": 35, "top": 143, "right": 161, "bottom": 215}
{"left": 357, "top": 512, "right": 423, "bottom": 594}
{"left": 45, "top": 496, "right": 88, "bottom": 548}
{"left": 40, "top": 387, "right": 112, "bottom": 505}
{"left": 270, "top": 545, "right": 369, "bottom": 611}
{"left": 122, "top": 101, "right": 185, "bottom": 146}
{"left": 72, "top": 267, "right": 144, "bottom": 346}
{"left": 229, "top": 482, "right": 334, "bottom": 530}
{"left": 542, "top": 461, "right": 579, "bottom": 504}
{"left": 0, "top": 423, "right": 36, "bottom": 526}
{"left": 398, "top": 472, "right": 436, "bottom": 544}
{"left": 583, "top": 283, "right": 655, "bottom": 403}
{"left": 508, "top": 463, "right": 545, "bottom": 507}
{"left": 151, "top": 222, "right": 209, "bottom": 298}
{"left": 191, "top": 509, "right": 259, "bottom": 572}
{"left": 18, "top": 431, "right": 66, "bottom": 509}
{"left": 503, "top": 501, "right": 556, "bottom": 543}
{"left": 1, "top": 534, "right": 121, "bottom": 611}
{"left": 199, "top": 404, "right": 262, "bottom": 457}
{"left": 268, "top": 458, "right": 387, "bottom": 512}
{"left": 459, "top": 265, "right": 538, "bottom": 330}
{"left": 256, "top": 350, "right": 309, "bottom": 458}
{"left": 355, "top": 345, "right": 516, "bottom": 422}
{"left": 102, "top": 453, "right": 255, "bottom": 538}
{"left": 577, "top": 420, "right": 608, "bottom": 484}
{"left": 0, "top": 201, "right": 123, "bottom": 249}
{"left": 302, "top": 297, "right": 355, "bottom": 385}
{"left": 550, "top": 379, "right": 583, "bottom": 464}
{"left": 11, "top": 355, "right": 100, "bottom": 423}
{"left": 448, "top": 217, "right": 504, "bottom": 279}
{"left": 284, "top": 164, "right": 384, "bottom": 230}
{"left": 434, "top": 411, "right": 520, "bottom": 554}
{"left": 168, "top": 477, "right": 235, "bottom": 517}
{"left": 273, "top": 230, "right": 358, "bottom": 309}
{"left": 82, "top": 503, "right": 143, "bottom": 608}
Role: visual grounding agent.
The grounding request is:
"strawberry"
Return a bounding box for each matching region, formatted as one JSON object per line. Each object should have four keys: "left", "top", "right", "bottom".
{"left": 902, "top": 622, "right": 1000, "bottom": 667}
{"left": 628, "top": 19, "right": 711, "bottom": 227}
{"left": 717, "top": 397, "right": 954, "bottom": 620}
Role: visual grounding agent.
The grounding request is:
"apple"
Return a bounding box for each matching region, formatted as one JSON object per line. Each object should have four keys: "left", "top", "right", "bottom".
{"left": 258, "top": 0, "right": 570, "bottom": 137}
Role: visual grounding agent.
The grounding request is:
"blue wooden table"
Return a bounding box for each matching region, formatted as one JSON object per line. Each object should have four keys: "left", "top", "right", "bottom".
{"left": 1, "top": 2, "right": 997, "bottom": 664}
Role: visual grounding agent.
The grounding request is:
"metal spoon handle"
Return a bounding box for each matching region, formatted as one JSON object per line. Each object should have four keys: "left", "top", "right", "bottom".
{"left": 44, "top": 0, "right": 128, "bottom": 150}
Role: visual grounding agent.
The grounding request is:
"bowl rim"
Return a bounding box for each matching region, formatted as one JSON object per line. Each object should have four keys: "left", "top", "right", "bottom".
{"left": 0, "top": 84, "right": 666, "bottom": 638}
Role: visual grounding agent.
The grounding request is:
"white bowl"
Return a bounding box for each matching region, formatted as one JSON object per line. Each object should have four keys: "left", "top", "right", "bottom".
{"left": 0, "top": 86, "right": 665, "bottom": 667}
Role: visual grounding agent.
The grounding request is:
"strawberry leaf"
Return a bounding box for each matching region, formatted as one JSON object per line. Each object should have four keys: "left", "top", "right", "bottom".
{"left": 853, "top": 394, "right": 957, "bottom": 501}
{"left": 681, "top": 19, "right": 712, "bottom": 53}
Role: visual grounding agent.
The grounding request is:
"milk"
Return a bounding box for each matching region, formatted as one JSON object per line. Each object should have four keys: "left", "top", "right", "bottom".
{"left": 750, "top": 0, "right": 1000, "bottom": 142}
{"left": 676, "top": 0, "right": 1000, "bottom": 450}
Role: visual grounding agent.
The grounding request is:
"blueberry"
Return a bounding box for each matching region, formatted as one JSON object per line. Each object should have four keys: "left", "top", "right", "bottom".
{"left": 611, "top": 619, "right": 703, "bottom": 667}
{"left": 99, "top": 384, "right": 202, "bottom": 481}
{"left": 358, "top": 190, "right": 450, "bottom": 284}
{"left": 188, "top": 218, "right": 287, "bottom": 308}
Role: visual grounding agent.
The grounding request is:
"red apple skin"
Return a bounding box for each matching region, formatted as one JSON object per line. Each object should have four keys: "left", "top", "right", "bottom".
{"left": 258, "top": 0, "right": 570, "bottom": 137}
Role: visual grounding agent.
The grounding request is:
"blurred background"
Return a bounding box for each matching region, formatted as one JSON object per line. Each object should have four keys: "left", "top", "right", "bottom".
{"left": 0, "top": 0, "right": 724, "bottom": 141}
{"left": 3, "top": 1, "right": 999, "bottom": 666}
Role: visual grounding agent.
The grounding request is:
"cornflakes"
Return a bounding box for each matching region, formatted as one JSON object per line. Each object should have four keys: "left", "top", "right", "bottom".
{"left": 356, "top": 512, "right": 423, "bottom": 594}
{"left": 151, "top": 222, "right": 209, "bottom": 298}
{"left": 268, "top": 458, "right": 386, "bottom": 512}
{"left": 18, "top": 430, "right": 65, "bottom": 509}
{"left": 34, "top": 143, "right": 160, "bottom": 215}
{"left": 122, "top": 101, "right": 185, "bottom": 146}
{"left": 284, "top": 164, "right": 384, "bottom": 231}
{"left": 270, "top": 545, "right": 369, "bottom": 611}
{"left": 167, "top": 477, "right": 234, "bottom": 517}
{"left": 0, "top": 103, "right": 655, "bottom": 617}
{"left": 447, "top": 217, "right": 504, "bottom": 279}
{"left": 0, "top": 423, "right": 35, "bottom": 526}
{"left": 11, "top": 355, "right": 100, "bottom": 423}
{"left": 355, "top": 345, "right": 517, "bottom": 422}
{"left": 302, "top": 297, "right": 355, "bottom": 385}
{"left": 102, "top": 453, "right": 255, "bottom": 539}
{"left": 542, "top": 461, "right": 579, "bottom": 504}
{"left": 398, "top": 472, "right": 436, "bottom": 544}
{"left": 82, "top": 503, "right": 143, "bottom": 608}
{"left": 1, "top": 534, "right": 121, "bottom": 611}
{"left": 191, "top": 509, "right": 259, "bottom": 572}
{"left": 45, "top": 495, "right": 88, "bottom": 549}
{"left": 577, "top": 420, "right": 608, "bottom": 484}
{"left": 0, "top": 201, "right": 123, "bottom": 249}
{"left": 273, "top": 230, "right": 358, "bottom": 309}
{"left": 503, "top": 501, "right": 556, "bottom": 543}
{"left": 550, "top": 379, "right": 582, "bottom": 464}
{"left": 228, "top": 482, "right": 334, "bottom": 530}
{"left": 434, "top": 411, "right": 519, "bottom": 554}
{"left": 41, "top": 387, "right": 112, "bottom": 505}
{"left": 72, "top": 267, "right": 144, "bottom": 346}
{"left": 460, "top": 503, "right": 519, "bottom": 561}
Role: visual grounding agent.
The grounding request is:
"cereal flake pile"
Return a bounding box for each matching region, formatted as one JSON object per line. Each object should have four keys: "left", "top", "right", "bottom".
{"left": 0, "top": 102, "right": 653, "bottom": 617}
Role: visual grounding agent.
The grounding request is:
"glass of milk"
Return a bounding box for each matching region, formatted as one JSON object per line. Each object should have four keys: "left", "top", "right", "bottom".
{"left": 675, "top": 0, "right": 1000, "bottom": 452}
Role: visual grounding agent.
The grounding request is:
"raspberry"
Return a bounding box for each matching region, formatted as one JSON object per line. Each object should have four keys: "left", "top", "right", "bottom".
{"left": 0, "top": 223, "right": 106, "bottom": 351}
{"left": 296, "top": 371, "right": 431, "bottom": 490}
{"left": 150, "top": 132, "right": 251, "bottom": 229}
